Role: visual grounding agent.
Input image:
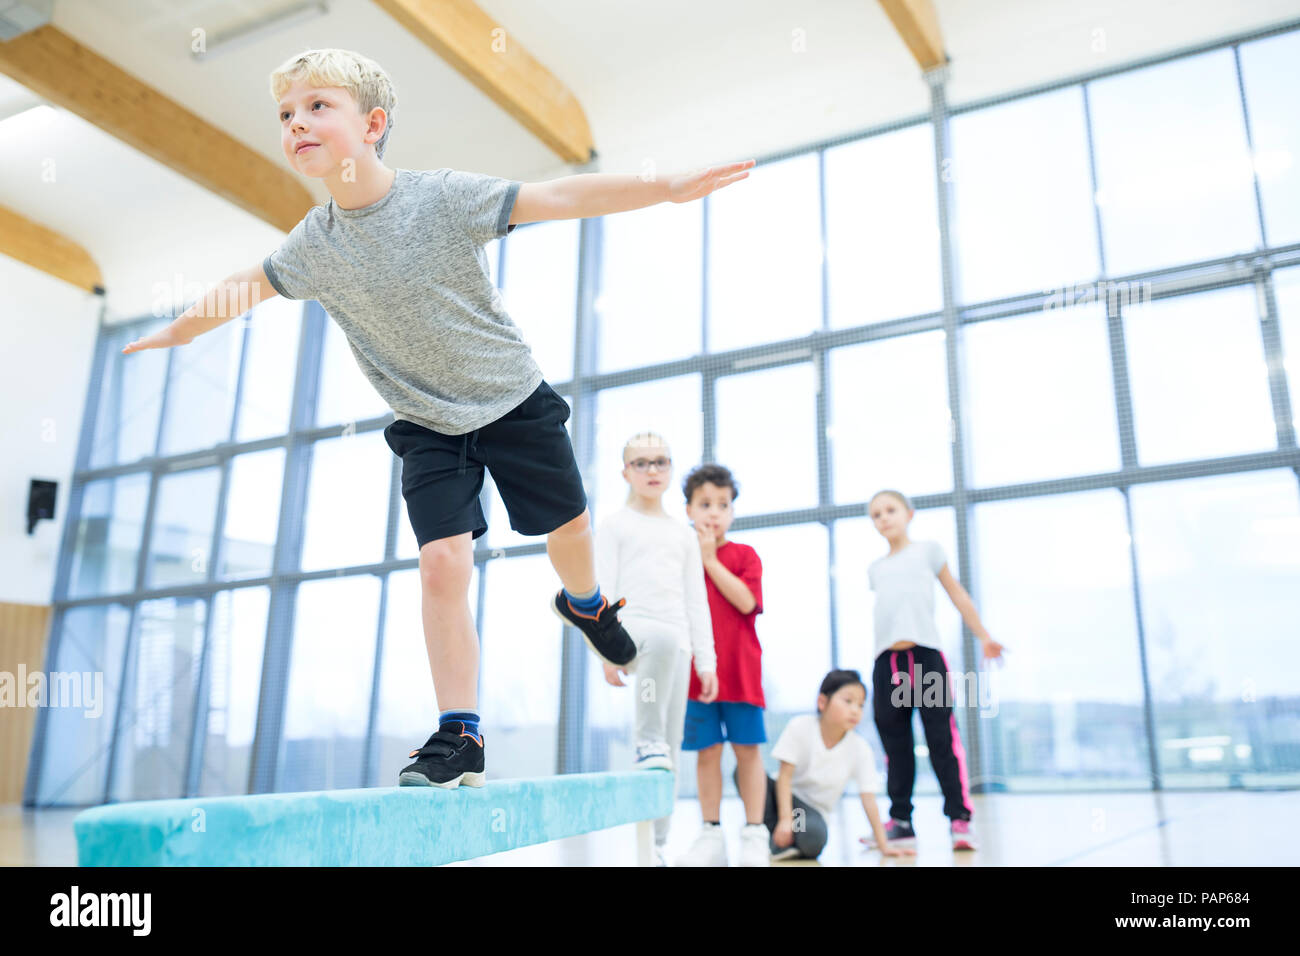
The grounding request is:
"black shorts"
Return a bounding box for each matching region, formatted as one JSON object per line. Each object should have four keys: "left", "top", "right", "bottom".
{"left": 383, "top": 380, "right": 588, "bottom": 547}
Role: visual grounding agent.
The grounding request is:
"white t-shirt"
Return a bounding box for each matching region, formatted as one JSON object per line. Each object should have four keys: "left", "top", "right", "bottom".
{"left": 769, "top": 714, "right": 882, "bottom": 820}
{"left": 595, "top": 507, "right": 716, "bottom": 674}
{"left": 867, "top": 539, "right": 947, "bottom": 659}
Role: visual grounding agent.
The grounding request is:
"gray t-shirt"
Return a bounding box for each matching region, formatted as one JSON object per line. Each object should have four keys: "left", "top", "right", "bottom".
{"left": 867, "top": 540, "right": 947, "bottom": 658}
{"left": 261, "top": 167, "right": 543, "bottom": 435}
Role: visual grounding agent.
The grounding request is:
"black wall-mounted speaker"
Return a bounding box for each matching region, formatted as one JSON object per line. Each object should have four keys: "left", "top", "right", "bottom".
{"left": 28, "top": 479, "right": 57, "bottom": 535}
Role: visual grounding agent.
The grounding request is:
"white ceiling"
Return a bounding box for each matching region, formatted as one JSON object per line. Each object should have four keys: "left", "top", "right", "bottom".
{"left": 2, "top": 0, "right": 1299, "bottom": 319}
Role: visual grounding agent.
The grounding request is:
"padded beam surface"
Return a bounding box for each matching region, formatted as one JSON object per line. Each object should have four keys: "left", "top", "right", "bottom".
{"left": 74, "top": 771, "right": 672, "bottom": 866}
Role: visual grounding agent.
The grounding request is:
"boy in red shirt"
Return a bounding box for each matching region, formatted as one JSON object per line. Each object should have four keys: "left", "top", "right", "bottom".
{"left": 675, "top": 464, "right": 768, "bottom": 867}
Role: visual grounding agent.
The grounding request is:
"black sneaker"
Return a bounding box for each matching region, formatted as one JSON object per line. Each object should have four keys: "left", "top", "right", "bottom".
{"left": 860, "top": 817, "right": 916, "bottom": 850}
{"left": 769, "top": 840, "right": 803, "bottom": 862}
{"left": 551, "top": 591, "right": 638, "bottom": 670}
{"left": 398, "top": 724, "right": 485, "bottom": 788}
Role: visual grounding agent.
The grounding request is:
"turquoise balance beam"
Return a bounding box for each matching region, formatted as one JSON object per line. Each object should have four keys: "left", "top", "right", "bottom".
{"left": 73, "top": 771, "right": 673, "bottom": 867}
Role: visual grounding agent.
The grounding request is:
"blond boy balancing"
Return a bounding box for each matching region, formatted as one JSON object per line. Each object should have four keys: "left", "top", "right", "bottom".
{"left": 121, "top": 48, "right": 753, "bottom": 788}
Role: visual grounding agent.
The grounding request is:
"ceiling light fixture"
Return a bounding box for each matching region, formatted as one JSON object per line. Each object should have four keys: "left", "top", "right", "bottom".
{"left": 191, "top": 1, "right": 329, "bottom": 62}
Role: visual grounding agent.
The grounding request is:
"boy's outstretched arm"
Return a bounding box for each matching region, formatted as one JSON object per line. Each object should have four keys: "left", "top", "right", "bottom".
{"left": 121, "top": 263, "right": 280, "bottom": 354}
{"left": 509, "top": 159, "right": 756, "bottom": 225}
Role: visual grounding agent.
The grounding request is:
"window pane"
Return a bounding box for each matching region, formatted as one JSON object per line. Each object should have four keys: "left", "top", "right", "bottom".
{"left": 1240, "top": 30, "right": 1300, "bottom": 247}
{"left": 715, "top": 363, "right": 818, "bottom": 514}
{"left": 591, "top": 374, "right": 704, "bottom": 525}
{"left": 835, "top": 508, "right": 960, "bottom": 681}
{"left": 146, "top": 467, "right": 221, "bottom": 589}
{"left": 478, "top": 554, "right": 562, "bottom": 779}
{"left": 300, "top": 430, "right": 390, "bottom": 571}
{"left": 1130, "top": 470, "right": 1300, "bottom": 787}
{"left": 67, "top": 473, "right": 150, "bottom": 599}
{"left": 1125, "top": 287, "right": 1276, "bottom": 465}
{"left": 975, "top": 491, "right": 1147, "bottom": 789}
{"left": 92, "top": 320, "right": 169, "bottom": 467}
{"left": 965, "top": 304, "right": 1120, "bottom": 486}
{"left": 740, "top": 523, "right": 829, "bottom": 714}
{"left": 158, "top": 317, "right": 242, "bottom": 455}
{"left": 35, "top": 604, "right": 130, "bottom": 806}
{"left": 949, "top": 88, "right": 1100, "bottom": 304}
{"left": 501, "top": 219, "right": 578, "bottom": 383}
{"left": 1089, "top": 50, "right": 1260, "bottom": 275}
{"left": 825, "top": 123, "right": 942, "bottom": 324}
{"left": 236, "top": 297, "right": 302, "bottom": 442}
{"left": 829, "top": 332, "right": 951, "bottom": 504}
{"left": 373, "top": 566, "right": 479, "bottom": 785}
{"left": 219, "top": 448, "right": 285, "bottom": 581}
{"left": 1276, "top": 265, "right": 1300, "bottom": 427}
{"left": 315, "top": 318, "right": 391, "bottom": 427}
{"left": 109, "top": 597, "right": 206, "bottom": 801}
{"left": 708, "top": 154, "right": 822, "bottom": 351}
{"left": 278, "top": 575, "right": 380, "bottom": 791}
{"left": 197, "top": 587, "right": 269, "bottom": 796}
{"left": 598, "top": 201, "right": 702, "bottom": 372}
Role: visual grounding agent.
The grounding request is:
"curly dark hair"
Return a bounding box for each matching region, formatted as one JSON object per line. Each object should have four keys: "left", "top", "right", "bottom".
{"left": 682, "top": 463, "right": 739, "bottom": 504}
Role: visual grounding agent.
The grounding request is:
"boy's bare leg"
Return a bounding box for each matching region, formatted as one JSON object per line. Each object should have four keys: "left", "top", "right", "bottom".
{"left": 696, "top": 743, "right": 724, "bottom": 821}
{"left": 544, "top": 509, "right": 597, "bottom": 595}
{"left": 733, "top": 744, "right": 767, "bottom": 825}
{"left": 419, "top": 532, "right": 478, "bottom": 711}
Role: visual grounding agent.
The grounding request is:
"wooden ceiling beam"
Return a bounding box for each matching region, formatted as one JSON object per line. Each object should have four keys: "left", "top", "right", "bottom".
{"left": 0, "top": 25, "right": 316, "bottom": 233}
{"left": 878, "top": 0, "right": 948, "bottom": 71}
{"left": 0, "top": 202, "right": 103, "bottom": 292}
{"left": 372, "top": 0, "right": 594, "bottom": 164}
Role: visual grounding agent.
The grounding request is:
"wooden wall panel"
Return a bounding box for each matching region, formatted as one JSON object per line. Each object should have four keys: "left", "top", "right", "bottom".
{"left": 0, "top": 602, "right": 53, "bottom": 805}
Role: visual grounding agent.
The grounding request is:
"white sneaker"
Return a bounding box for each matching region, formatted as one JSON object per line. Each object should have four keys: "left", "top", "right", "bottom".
{"left": 634, "top": 742, "right": 672, "bottom": 771}
{"left": 739, "top": 823, "right": 771, "bottom": 867}
{"left": 675, "top": 824, "right": 728, "bottom": 866}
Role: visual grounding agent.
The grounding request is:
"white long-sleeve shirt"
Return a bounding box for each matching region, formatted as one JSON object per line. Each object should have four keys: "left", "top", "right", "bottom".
{"left": 595, "top": 506, "right": 717, "bottom": 675}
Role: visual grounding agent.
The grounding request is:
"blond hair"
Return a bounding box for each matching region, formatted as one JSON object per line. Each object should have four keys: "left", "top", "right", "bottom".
{"left": 269, "top": 48, "right": 397, "bottom": 159}
{"left": 869, "top": 488, "right": 913, "bottom": 512}
{"left": 622, "top": 432, "right": 671, "bottom": 505}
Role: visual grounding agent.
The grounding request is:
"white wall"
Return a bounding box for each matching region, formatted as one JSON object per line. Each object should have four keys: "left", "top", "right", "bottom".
{"left": 0, "top": 255, "right": 101, "bottom": 605}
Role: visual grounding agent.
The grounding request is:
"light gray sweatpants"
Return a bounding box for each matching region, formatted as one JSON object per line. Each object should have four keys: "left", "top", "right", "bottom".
{"left": 623, "top": 616, "right": 692, "bottom": 847}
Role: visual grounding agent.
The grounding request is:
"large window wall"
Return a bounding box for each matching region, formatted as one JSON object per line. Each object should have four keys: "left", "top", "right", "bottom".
{"left": 29, "top": 20, "right": 1300, "bottom": 806}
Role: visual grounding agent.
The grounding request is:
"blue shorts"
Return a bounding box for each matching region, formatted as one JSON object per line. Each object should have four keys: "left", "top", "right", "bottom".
{"left": 682, "top": 700, "right": 767, "bottom": 750}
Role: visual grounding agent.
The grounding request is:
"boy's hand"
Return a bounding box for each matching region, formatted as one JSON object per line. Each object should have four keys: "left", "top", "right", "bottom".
{"left": 121, "top": 325, "right": 192, "bottom": 355}
{"left": 667, "top": 160, "right": 755, "bottom": 204}
{"left": 602, "top": 662, "right": 629, "bottom": 687}
{"left": 694, "top": 522, "right": 718, "bottom": 563}
{"left": 697, "top": 670, "right": 719, "bottom": 703}
{"left": 981, "top": 636, "right": 1006, "bottom": 660}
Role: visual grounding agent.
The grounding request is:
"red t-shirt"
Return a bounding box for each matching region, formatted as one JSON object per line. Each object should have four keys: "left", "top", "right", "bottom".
{"left": 688, "top": 540, "right": 764, "bottom": 707}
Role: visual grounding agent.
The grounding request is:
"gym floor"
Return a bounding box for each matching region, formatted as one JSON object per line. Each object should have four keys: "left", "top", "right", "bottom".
{"left": 4, "top": 789, "right": 1293, "bottom": 867}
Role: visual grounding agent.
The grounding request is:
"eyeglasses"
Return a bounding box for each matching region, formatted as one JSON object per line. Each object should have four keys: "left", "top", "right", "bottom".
{"left": 628, "top": 456, "right": 671, "bottom": 473}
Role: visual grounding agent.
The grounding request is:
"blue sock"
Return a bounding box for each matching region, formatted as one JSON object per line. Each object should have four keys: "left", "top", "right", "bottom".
{"left": 564, "top": 585, "right": 603, "bottom": 614}
{"left": 439, "top": 709, "right": 481, "bottom": 742}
